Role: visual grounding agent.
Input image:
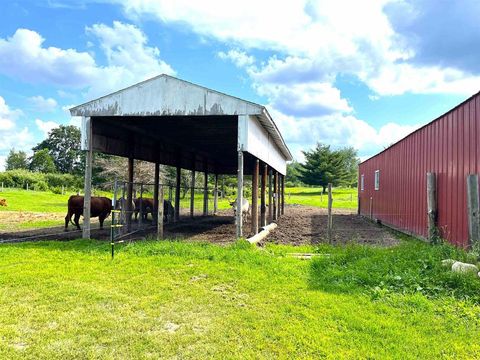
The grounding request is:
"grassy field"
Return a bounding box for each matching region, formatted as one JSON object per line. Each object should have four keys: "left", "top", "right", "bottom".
{"left": 285, "top": 186, "right": 357, "bottom": 209}
{"left": 0, "top": 238, "right": 479, "bottom": 358}
{"left": 0, "top": 186, "right": 357, "bottom": 231}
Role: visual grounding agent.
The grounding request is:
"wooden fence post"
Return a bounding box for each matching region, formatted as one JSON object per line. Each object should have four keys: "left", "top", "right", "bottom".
{"left": 327, "top": 183, "right": 333, "bottom": 244}
{"left": 369, "top": 197, "right": 373, "bottom": 220}
{"left": 426, "top": 172, "right": 438, "bottom": 243}
{"left": 467, "top": 174, "right": 480, "bottom": 248}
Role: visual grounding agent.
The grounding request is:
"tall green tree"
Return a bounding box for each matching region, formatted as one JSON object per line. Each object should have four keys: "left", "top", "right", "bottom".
{"left": 29, "top": 149, "right": 57, "bottom": 173}
{"left": 5, "top": 149, "right": 29, "bottom": 170}
{"left": 299, "top": 143, "right": 359, "bottom": 193}
{"left": 33, "top": 125, "right": 82, "bottom": 174}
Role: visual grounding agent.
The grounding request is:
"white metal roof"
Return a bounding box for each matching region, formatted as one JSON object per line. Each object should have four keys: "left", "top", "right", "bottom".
{"left": 70, "top": 74, "right": 293, "bottom": 161}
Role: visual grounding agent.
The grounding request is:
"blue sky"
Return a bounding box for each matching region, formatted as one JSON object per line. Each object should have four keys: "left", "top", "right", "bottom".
{"left": 0, "top": 0, "right": 477, "bottom": 169}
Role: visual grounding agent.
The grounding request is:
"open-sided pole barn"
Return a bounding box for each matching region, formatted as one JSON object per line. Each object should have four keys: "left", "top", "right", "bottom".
{"left": 70, "top": 74, "right": 292, "bottom": 239}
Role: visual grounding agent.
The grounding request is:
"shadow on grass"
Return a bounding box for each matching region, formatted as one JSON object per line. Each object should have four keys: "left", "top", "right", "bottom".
{"left": 307, "top": 239, "right": 480, "bottom": 303}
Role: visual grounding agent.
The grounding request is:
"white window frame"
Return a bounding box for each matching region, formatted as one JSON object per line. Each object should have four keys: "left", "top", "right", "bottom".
{"left": 374, "top": 170, "right": 380, "bottom": 191}
{"left": 360, "top": 174, "right": 364, "bottom": 191}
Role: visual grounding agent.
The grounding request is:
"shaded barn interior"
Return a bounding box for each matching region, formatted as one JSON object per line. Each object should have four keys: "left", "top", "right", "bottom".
{"left": 71, "top": 74, "right": 293, "bottom": 240}
{"left": 92, "top": 115, "right": 259, "bottom": 175}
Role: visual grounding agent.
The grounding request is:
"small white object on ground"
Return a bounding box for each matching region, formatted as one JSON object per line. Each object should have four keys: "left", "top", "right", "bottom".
{"left": 451, "top": 261, "right": 479, "bottom": 274}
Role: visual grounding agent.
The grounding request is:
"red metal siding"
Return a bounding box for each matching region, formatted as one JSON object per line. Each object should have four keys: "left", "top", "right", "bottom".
{"left": 358, "top": 93, "right": 480, "bottom": 247}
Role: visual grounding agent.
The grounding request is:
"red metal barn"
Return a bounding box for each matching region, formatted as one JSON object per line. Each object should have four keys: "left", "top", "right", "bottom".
{"left": 358, "top": 92, "right": 480, "bottom": 248}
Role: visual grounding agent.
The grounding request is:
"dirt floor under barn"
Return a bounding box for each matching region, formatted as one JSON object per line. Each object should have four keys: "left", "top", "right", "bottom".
{"left": 0, "top": 205, "right": 399, "bottom": 246}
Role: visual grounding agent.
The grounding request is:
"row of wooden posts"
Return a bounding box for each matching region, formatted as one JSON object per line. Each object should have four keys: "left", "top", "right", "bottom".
{"left": 427, "top": 172, "right": 479, "bottom": 247}
{"left": 82, "top": 149, "right": 285, "bottom": 240}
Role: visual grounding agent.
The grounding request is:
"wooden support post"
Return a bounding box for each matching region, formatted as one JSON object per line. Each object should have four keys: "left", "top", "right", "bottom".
{"left": 203, "top": 169, "right": 209, "bottom": 216}
{"left": 214, "top": 174, "right": 219, "bottom": 215}
{"left": 260, "top": 164, "right": 267, "bottom": 227}
{"left": 190, "top": 169, "right": 195, "bottom": 218}
{"left": 467, "top": 174, "right": 480, "bottom": 248}
{"left": 174, "top": 166, "right": 181, "bottom": 222}
{"left": 126, "top": 156, "right": 134, "bottom": 232}
{"left": 236, "top": 150, "right": 244, "bottom": 238}
{"left": 327, "top": 183, "right": 333, "bottom": 244}
{"left": 157, "top": 184, "right": 164, "bottom": 239}
{"left": 268, "top": 169, "right": 273, "bottom": 223}
{"left": 273, "top": 171, "right": 278, "bottom": 221}
{"left": 426, "top": 172, "right": 438, "bottom": 243}
{"left": 281, "top": 174, "right": 285, "bottom": 216}
{"left": 153, "top": 162, "right": 160, "bottom": 224}
{"left": 252, "top": 159, "right": 259, "bottom": 234}
{"left": 82, "top": 116, "right": 92, "bottom": 239}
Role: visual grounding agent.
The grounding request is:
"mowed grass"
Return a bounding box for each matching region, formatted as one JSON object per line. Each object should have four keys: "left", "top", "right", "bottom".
{"left": 0, "top": 238, "right": 479, "bottom": 359}
{"left": 0, "top": 188, "right": 72, "bottom": 213}
{"left": 285, "top": 186, "right": 357, "bottom": 210}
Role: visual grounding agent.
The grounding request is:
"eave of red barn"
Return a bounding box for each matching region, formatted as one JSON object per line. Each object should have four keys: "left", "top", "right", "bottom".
{"left": 358, "top": 91, "right": 480, "bottom": 248}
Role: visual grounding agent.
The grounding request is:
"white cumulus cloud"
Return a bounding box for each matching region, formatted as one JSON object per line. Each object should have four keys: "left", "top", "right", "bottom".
{"left": 35, "top": 119, "right": 59, "bottom": 137}
{"left": 0, "top": 96, "right": 34, "bottom": 165}
{"left": 28, "top": 95, "right": 58, "bottom": 112}
{"left": 0, "top": 22, "right": 176, "bottom": 100}
{"left": 217, "top": 49, "right": 255, "bottom": 68}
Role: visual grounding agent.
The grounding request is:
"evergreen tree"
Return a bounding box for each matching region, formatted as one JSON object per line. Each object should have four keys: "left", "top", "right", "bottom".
{"left": 299, "top": 143, "right": 359, "bottom": 193}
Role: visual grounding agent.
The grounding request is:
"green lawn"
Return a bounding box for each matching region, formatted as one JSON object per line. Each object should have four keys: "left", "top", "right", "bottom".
{"left": 0, "top": 238, "right": 479, "bottom": 359}
{"left": 285, "top": 186, "right": 357, "bottom": 209}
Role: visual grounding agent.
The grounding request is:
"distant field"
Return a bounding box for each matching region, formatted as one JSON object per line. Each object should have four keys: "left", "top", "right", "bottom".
{"left": 285, "top": 187, "right": 357, "bottom": 209}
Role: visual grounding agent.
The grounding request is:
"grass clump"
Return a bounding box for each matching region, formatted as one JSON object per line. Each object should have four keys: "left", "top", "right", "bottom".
{"left": 310, "top": 236, "right": 480, "bottom": 303}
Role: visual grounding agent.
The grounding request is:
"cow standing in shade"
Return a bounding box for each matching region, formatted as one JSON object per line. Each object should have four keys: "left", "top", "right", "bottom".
{"left": 65, "top": 195, "right": 112, "bottom": 230}
{"left": 134, "top": 198, "right": 175, "bottom": 223}
{"left": 230, "top": 198, "right": 250, "bottom": 224}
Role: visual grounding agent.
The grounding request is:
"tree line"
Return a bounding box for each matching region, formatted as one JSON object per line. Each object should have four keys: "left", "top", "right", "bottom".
{"left": 5, "top": 125, "right": 359, "bottom": 192}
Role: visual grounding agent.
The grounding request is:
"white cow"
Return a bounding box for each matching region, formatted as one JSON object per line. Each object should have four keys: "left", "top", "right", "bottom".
{"left": 230, "top": 198, "right": 250, "bottom": 224}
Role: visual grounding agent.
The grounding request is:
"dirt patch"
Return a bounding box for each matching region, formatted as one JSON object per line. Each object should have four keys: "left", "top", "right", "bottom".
{"left": 0, "top": 206, "right": 399, "bottom": 247}
{"left": 268, "top": 205, "right": 399, "bottom": 247}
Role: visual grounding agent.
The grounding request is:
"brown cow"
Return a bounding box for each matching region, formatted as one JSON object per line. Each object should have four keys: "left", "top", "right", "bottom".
{"left": 134, "top": 198, "right": 174, "bottom": 222}
{"left": 0, "top": 198, "right": 7, "bottom": 207}
{"left": 65, "top": 195, "right": 112, "bottom": 230}
{"left": 134, "top": 197, "right": 154, "bottom": 221}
